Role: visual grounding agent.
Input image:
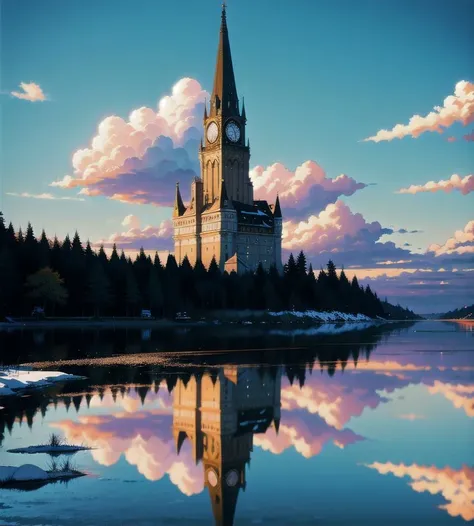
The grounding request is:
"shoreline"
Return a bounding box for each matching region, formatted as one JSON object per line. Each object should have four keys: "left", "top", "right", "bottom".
{"left": 0, "top": 316, "right": 394, "bottom": 331}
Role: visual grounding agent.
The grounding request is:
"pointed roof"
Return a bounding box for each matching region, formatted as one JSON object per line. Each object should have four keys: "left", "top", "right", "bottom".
{"left": 273, "top": 194, "right": 282, "bottom": 218}
{"left": 219, "top": 178, "right": 234, "bottom": 209}
{"left": 210, "top": 3, "right": 239, "bottom": 117}
{"left": 173, "top": 182, "right": 186, "bottom": 217}
{"left": 208, "top": 468, "right": 241, "bottom": 526}
{"left": 241, "top": 97, "right": 246, "bottom": 121}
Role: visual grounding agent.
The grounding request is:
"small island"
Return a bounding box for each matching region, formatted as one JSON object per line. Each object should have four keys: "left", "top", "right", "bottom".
{"left": 7, "top": 433, "right": 92, "bottom": 456}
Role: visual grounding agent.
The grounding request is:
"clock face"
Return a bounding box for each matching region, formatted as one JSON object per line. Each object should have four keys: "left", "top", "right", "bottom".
{"left": 225, "top": 470, "right": 239, "bottom": 487}
{"left": 225, "top": 121, "right": 241, "bottom": 143}
{"left": 207, "top": 122, "right": 218, "bottom": 143}
{"left": 207, "top": 469, "right": 218, "bottom": 487}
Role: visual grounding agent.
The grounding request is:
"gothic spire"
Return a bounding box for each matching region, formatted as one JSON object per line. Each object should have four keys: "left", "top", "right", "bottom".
{"left": 173, "top": 182, "right": 186, "bottom": 217}
{"left": 210, "top": 3, "right": 238, "bottom": 117}
{"left": 241, "top": 97, "right": 246, "bottom": 121}
{"left": 219, "top": 178, "right": 233, "bottom": 209}
{"left": 273, "top": 194, "right": 282, "bottom": 218}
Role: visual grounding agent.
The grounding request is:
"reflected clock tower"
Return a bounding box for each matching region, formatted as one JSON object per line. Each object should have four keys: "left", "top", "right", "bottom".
{"left": 172, "top": 366, "right": 282, "bottom": 526}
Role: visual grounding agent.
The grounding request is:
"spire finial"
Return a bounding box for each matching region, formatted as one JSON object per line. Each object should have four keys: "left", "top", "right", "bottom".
{"left": 221, "top": 1, "right": 227, "bottom": 28}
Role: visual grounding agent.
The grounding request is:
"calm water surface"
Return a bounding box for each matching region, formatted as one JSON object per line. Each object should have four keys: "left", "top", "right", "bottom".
{"left": 0, "top": 321, "right": 473, "bottom": 525}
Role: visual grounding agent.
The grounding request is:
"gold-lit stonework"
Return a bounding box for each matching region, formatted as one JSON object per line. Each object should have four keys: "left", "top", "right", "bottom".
{"left": 173, "top": 5, "right": 283, "bottom": 273}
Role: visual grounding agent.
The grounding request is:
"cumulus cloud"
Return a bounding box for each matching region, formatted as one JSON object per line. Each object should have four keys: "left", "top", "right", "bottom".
{"left": 53, "top": 77, "right": 367, "bottom": 216}
{"left": 283, "top": 200, "right": 388, "bottom": 252}
{"left": 6, "top": 192, "right": 84, "bottom": 201}
{"left": 397, "top": 174, "right": 474, "bottom": 196}
{"left": 366, "top": 462, "right": 474, "bottom": 521}
{"left": 363, "top": 80, "right": 474, "bottom": 142}
{"left": 51, "top": 78, "right": 207, "bottom": 206}
{"left": 122, "top": 214, "right": 141, "bottom": 230}
{"left": 11, "top": 82, "right": 47, "bottom": 102}
{"left": 281, "top": 200, "right": 415, "bottom": 269}
{"left": 94, "top": 215, "right": 173, "bottom": 251}
{"left": 250, "top": 161, "right": 367, "bottom": 218}
{"left": 428, "top": 220, "right": 474, "bottom": 256}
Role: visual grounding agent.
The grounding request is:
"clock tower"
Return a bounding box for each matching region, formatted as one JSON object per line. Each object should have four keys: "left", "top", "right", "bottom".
{"left": 172, "top": 4, "right": 283, "bottom": 273}
{"left": 200, "top": 4, "right": 253, "bottom": 206}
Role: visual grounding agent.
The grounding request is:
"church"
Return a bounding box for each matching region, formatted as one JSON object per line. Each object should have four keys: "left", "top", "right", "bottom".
{"left": 172, "top": 5, "right": 283, "bottom": 274}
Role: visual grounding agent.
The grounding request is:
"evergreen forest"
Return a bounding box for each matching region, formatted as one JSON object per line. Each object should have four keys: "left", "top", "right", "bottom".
{"left": 0, "top": 212, "right": 419, "bottom": 320}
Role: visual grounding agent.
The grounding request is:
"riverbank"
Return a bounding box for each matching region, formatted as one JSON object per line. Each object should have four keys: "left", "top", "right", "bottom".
{"left": 0, "top": 310, "right": 383, "bottom": 331}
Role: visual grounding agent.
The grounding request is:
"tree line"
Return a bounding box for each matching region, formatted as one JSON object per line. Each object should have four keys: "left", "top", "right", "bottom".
{"left": 0, "top": 212, "right": 419, "bottom": 319}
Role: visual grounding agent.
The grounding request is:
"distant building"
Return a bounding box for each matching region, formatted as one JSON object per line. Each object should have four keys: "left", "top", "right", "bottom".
{"left": 172, "top": 5, "right": 283, "bottom": 273}
{"left": 172, "top": 366, "right": 282, "bottom": 526}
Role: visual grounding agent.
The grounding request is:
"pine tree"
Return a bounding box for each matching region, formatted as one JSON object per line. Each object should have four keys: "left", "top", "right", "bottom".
{"left": 38, "top": 230, "right": 51, "bottom": 268}
{"left": 86, "top": 260, "right": 111, "bottom": 317}
{"left": 296, "top": 251, "right": 307, "bottom": 276}
{"left": 148, "top": 268, "right": 164, "bottom": 317}
{"left": 125, "top": 265, "right": 141, "bottom": 316}
{"left": 0, "top": 211, "right": 7, "bottom": 250}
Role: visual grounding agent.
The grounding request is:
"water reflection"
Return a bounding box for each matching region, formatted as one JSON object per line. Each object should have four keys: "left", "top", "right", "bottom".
{"left": 0, "top": 322, "right": 473, "bottom": 525}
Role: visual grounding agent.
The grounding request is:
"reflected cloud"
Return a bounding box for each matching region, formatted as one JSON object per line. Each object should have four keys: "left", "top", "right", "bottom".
{"left": 397, "top": 413, "right": 426, "bottom": 421}
{"left": 428, "top": 381, "right": 474, "bottom": 417}
{"left": 54, "top": 410, "right": 204, "bottom": 496}
{"left": 254, "top": 410, "right": 363, "bottom": 458}
{"left": 366, "top": 462, "right": 474, "bottom": 521}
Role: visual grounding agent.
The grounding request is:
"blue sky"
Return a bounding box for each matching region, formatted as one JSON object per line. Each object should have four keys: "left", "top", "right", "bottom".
{"left": 1, "top": 0, "right": 473, "bottom": 311}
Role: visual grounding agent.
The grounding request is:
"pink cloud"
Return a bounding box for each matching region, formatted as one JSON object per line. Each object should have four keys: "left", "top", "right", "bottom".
{"left": 363, "top": 80, "right": 474, "bottom": 142}
{"left": 366, "top": 462, "right": 474, "bottom": 521}
{"left": 282, "top": 200, "right": 387, "bottom": 252}
{"left": 122, "top": 214, "right": 141, "bottom": 230}
{"left": 427, "top": 381, "right": 474, "bottom": 417}
{"left": 447, "top": 136, "right": 457, "bottom": 142}
{"left": 94, "top": 215, "right": 173, "bottom": 251}
{"left": 464, "top": 130, "right": 474, "bottom": 142}
{"left": 55, "top": 410, "right": 204, "bottom": 496}
{"left": 428, "top": 220, "right": 474, "bottom": 256}
{"left": 11, "top": 81, "right": 47, "bottom": 102}
{"left": 397, "top": 413, "right": 426, "bottom": 421}
{"left": 280, "top": 200, "right": 420, "bottom": 271}
{"left": 250, "top": 161, "right": 367, "bottom": 218}
{"left": 397, "top": 174, "right": 474, "bottom": 196}
{"left": 50, "top": 78, "right": 207, "bottom": 206}
{"left": 254, "top": 410, "right": 363, "bottom": 458}
{"left": 6, "top": 192, "right": 84, "bottom": 201}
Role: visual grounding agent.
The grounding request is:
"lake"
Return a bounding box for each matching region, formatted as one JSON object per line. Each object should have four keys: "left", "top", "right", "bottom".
{"left": 0, "top": 320, "right": 473, "bottom": 525}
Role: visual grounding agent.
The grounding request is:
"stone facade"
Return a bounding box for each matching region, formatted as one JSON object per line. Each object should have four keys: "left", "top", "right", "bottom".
{"left": 172, "top": 6, "right": 282, "bottom": 273}
{"left": 172, "top": 366, "right": 281, "bottom": 525}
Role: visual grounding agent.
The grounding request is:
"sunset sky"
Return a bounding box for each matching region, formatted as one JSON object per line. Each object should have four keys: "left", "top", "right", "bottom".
{"left": 1, "top": 0, "right": 473, "bottom": 312}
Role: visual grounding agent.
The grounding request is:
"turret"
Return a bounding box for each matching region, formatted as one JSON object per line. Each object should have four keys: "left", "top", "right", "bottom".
{"left": 241, "top": 97, "right": 246, "bottom": 122}
{"left": 219, "top": 178, "right": 234, "bottom": 210}
{"left": 173, "top": 182, "right": 186, "bottom": 218}
{"left": 273, "top": 194, "right": 282, "bottom": 218}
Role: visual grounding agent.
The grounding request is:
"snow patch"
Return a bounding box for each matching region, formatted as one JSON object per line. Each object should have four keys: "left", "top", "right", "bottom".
{"left": 270, "top": 322, "right": 374, "bottom": 337}
{"left": 0, "top": 464, "right": 85, "bottom": 485}
{"left": 267, "top": 310, "right": 372, "bottom": 322}
{"left": 0, "top": 368, "right": 84, "bottom": 397}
